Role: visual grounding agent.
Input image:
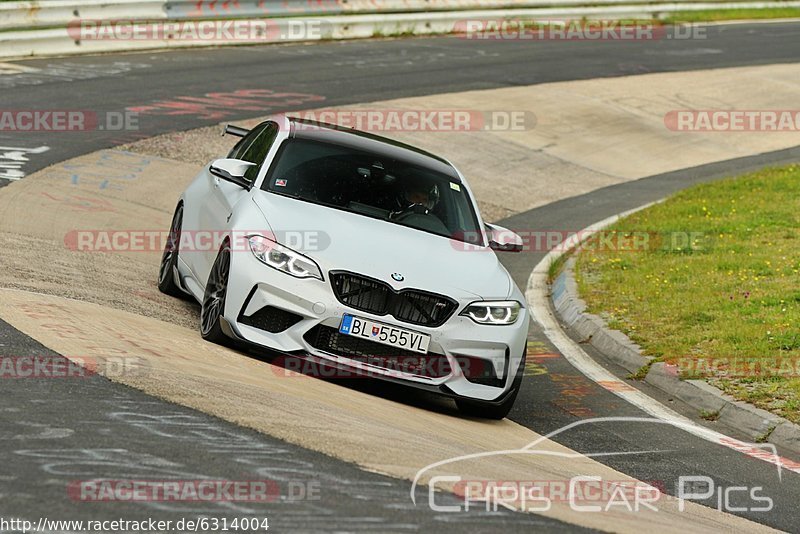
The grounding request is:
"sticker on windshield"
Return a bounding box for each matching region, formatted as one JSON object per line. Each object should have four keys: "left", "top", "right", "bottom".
{"left": 450, "top": 182, "right": 461, "bottom": 191}
{"left": 275, "top": 178, "right": 288, "bottom": 187}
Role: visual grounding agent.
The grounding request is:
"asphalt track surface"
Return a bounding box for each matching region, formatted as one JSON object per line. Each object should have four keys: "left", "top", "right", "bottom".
{"left": 2, "top": 22, "right": 800, "bottom": 532}
{"left": 3, "top": 22, "right": 800, "bottom": 179}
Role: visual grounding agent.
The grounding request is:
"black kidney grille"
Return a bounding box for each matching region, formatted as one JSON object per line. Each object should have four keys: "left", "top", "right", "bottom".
{"left": 332, "top": 273, "right": 391, "bottom": 314}
{"left": 393, "top": 291, "right": 452, "bottom": 326}
{"left": 330, "top": 272, "right": 457, "bottom": 327}
{"left": 303, "top": 325, "right": 452, "bottom": 378}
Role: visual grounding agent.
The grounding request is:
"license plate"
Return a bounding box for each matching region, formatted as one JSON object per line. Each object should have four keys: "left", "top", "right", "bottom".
{"left": 339, "top": 315, "right": 430, "bottom": 354}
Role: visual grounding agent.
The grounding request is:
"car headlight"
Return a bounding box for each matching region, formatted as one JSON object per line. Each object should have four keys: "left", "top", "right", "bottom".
{"left": 247, "top": 235, "right": 323, "bottom": 280}
{"left": 461, "top": 301, "right": 521, "bottom": 325}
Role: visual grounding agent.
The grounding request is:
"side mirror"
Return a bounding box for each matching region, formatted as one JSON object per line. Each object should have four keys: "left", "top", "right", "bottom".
{"left": 486, "top": 223, "right": 523, "bottom": 253}
{"left": 209, "top": 158, "right": 256, "bottom": 190}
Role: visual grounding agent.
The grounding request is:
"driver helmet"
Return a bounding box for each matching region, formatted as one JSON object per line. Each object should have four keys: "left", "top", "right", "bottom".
{"left": 400, "top": 178, "right": 440, "bottom": 211}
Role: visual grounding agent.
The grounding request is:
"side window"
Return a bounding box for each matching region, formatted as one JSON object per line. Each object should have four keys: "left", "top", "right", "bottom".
{"left": 240, "top": 122, "right": 279, "bottom": 182}
{"left": 227, "top": 122, "right": 268, "bottom": 160}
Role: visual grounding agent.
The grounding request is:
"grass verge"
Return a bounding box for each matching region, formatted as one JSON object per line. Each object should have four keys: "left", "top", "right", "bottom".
{"left": 575, "top": 164, "right": 800, "bottom": 423}
{"left": 663, "top": 8, "right": 800, "bottom": 23}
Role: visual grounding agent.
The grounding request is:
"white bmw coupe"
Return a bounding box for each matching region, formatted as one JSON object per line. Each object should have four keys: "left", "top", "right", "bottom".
{"left": 159, "top": 116, "right": 529, "bottom": 418}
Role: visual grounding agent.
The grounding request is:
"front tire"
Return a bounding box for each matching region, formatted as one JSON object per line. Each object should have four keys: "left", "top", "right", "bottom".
{"left": 455, "top": 348, "right": 526, "bottom": 420}
{"left": 200, "top": 242, "right": 232, "bottom": 345}
{"left": 158, "top": 204, "right": 184, "bottom": 297}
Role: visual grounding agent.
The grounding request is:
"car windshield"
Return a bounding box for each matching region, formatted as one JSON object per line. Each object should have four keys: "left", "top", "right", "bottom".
{"left": 262, "top": 138, "right": 483, "bottom": 244}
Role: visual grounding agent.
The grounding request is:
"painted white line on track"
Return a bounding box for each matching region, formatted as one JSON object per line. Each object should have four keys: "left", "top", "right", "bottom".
{"left": 525, "top": 202, "right": 800, "bottom": 477}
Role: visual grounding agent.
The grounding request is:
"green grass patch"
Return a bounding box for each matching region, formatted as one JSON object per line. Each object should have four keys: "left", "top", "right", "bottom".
{"left": 575, "top": 164, "right": 800, "bottom": 423}
{"left": 699, "top": 409, "right": 720, "bottom": 421}
{"left": 663, "top": 8, "right": 800, "bottom": 23}
{"left": 628, "top": 362, "right": 652, "bottom": 381}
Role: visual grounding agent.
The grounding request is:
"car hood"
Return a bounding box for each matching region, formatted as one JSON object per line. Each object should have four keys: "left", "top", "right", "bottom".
{"left": 252, "top": 193, "right": 512, "bottom": 300}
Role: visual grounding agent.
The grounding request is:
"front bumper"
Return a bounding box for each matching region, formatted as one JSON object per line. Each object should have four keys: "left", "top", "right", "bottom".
{"left": 222, "top": 250, "right": 529, "bottom": 402}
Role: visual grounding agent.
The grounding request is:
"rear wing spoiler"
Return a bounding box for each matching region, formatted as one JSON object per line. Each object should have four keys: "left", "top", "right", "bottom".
{"left": 222, "top": 124, "right": 249, "bottom": 138}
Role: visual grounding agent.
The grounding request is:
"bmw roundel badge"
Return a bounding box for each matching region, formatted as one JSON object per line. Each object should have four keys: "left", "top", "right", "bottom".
{"left": 391, "top": 273, "right": 404, "bottom": 282}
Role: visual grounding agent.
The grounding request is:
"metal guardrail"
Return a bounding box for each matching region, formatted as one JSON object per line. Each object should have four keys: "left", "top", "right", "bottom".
{"left": 0, "top": 1, "right": 166, "bottom": 31}
{"left": 161, "top": 0, "right": 683, "bottom": 20}
{"left": 4, "top": 0, "right": 797, "bottom": 30}
{"left": 1, "top": 0, "right": 799, "bottom": 59}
